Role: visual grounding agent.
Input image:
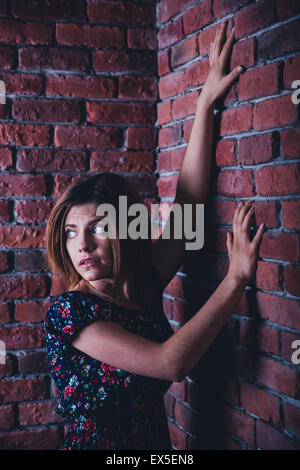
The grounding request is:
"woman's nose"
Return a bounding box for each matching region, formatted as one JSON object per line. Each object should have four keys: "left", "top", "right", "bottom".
{"left": 78, "top": 231, "right": 95, "bottom": 251}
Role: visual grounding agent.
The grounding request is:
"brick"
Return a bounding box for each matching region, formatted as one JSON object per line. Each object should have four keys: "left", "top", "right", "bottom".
{"left": 167, "top": 421, "right": 187, "bottom": 450}
{"left": 0, "top": 174, "right": 46, "bottom": 196}
{"left": 87, "top": 102, "right": 155, "bottom": 125}
{"left": 118, "top": 76, "right": 157, "bottom": 100}
{"left": 217, "top": 169, "right": 254, "bottom": 197}
{"left": 15, "top": 200, "right": 54, "bottom": 223}
{"left": 88, "top": 1, "right": 155, "bottom": 25}
{"left": 0, "top": 226, "right": 45, "bottom": 249}
{"left": 127, "top": 28, "right": 156, "bottom": 50}
{"left": 174, "top": 401, "right": 198, "bottom": 435}
{"left": 15, "top": 250, "right": 49, "bottom": 272}
{"left": 198, "top": 24, "right": 219, "bottom": 56}
{"left": 0, "top": 72, "right": 42, "bottom": 95}
{"left": 253, "top": 95, "right": 297, "bottom": 131}
{"left": 126, "top": 128, "right": 156, "bottom": 150}
{"left": 255, "top": 261, "right": 281, "bottom": 291}
{"left": 0, "top": 276, "right": 47, "bottom": 299}
{"left": 159, "top": 69, "right": 186, "bottom": 99}
{"left": 172, "top": 299, "right": 189, "bottom": 323}
{"left": 11, "top": 0, "right": 85, "bottom": 19}
{"left": 0, "top": 427, "right": 59, "bottom": 450}
{"left": 282, "top": 200, "right": 300, "bottom": 230}
{"left": 258, "top": 18, "right": 300, "bottom": 61}
{"left": 163, "top": 393, "right": 174, "bottom": 420}
{"left": 90, "top": 151, "right": 154, "bottom": 173}
{"left": 171, "top": 147, "right": 186, "bottom": 170}
{"left": 238, "top": 63, "right": 280, "bottom": 101}
{"left": 183, "top": 0, "right": 213, "bottom": 36}
{"left": 276, "top": 0, "right": 300, "bottom": 20}
{"left": 284, "top": 402, "right": 300, "bottom": 437}
{"left": 281, "top": 128, "right": 300, "bottom": 159}
{"left": 16, "top": 149, "right": 86, "bottom": 172}
{"left": 261, "top": 232, "right": 299, "bottom": 262}
{"left": 256, "top": 356, "right": 299, "bottom": 399}
{"left": 0, "top": 377, "right": 46, "bottom": 404}
{"left": 162, "top": 297, "right": 172, "bottom": 320}
{"left": 220, "top": 105, "right": 252, "bottom": 136}
{"left": 127, "top": 174, "right": 157, "bottom": 198}
{"left": 54, "top": 125, "right": 123, "bottom": 149}
{"left": 238, "top": 132, "right": 280, "bottom": 165}
{"left": 223, "top": 405, "right": 254, "bottom": 444}
{"left": 15, "top": 300, "right": 48, "bottom": 323}
{"left": 235, "top": 0, "right": 276, "bottom": 39}
{"left": 171, "top": 90, "right": 198, "bottom": 120}
{"left": 0, "top": 45, "right": 14, "bottom": 68}
{"left": 216, "top": 139, "right": 237, "bottom": 166}
{"left": 0, "top": 201, "right": 11, "bottom": 223}
{"left": 19, "top": 400, "right": 63, "bottom": 425}
{"left": 230, "top": 38, "right": 255, "bottom": 70}
{"left": 0, "top": 404, "right": 14, "bottom": 430}
{"left": 158, "top": 49, "right": 170, "bottom": 76}
{"left": 283, "top": 54, "right": 300, "bottom": 90}
{"left": 157, "top": 100, "right": 172, "bottom": 125}
{"left": 13, "top": 98, "right": 82, "bottom": 123}
{"left": 256, "top": 292, "right": 300, "bottom": 330}
{"left": 158, "top": 0, "right": 194, "bottom": 24}
{"left": 185, "top": 58, "right": 210, "bottom": 89}
{"left": 158, "top": 124, "right": 181, "bottom": 148}
{"left": 56, "top": 24, "right": 124, "bottom": 48}
{"left": 93, "top": 50, "right": 156, "bottom": 74}
{"left": 284, "top": 265, "right": 300, "bottom": 297}
{"left": 164, "top": 274, "right": 186, "bottom": 300}
{"left": 158, "top": 17, "right": 183, "bottom": 50}
{"left": 19, "top": 47, "right": 89, "bottom": 72}
{"left": 46, "top": 74, "right": 115, "bottom": 98}
{"left": 183, "top": 119, "right": 193, "bottom": 142}
{"left": 0, "top": 326, "right": 43, "bottom": 349}
{"left": 240, "top": 382, "right": 281, "bottom": 424}
{"left": 255, "top": 164, "right": 300, "bottom": 196}
{"left": 171, "top": 35, "right": 197, "bottom": 68}
{"left": 157, "top": 173, "right": 179, "bottom": 198}
{"left": 0, "top": 303, "right": 11, "bottom": 324}
{"left": 213, "top": 0, "right": 253, "bottom": 19}
{"left": 157, "top": 150, "right": 171, "bottom": 173}
{"left": 256, "top": 420, "right": 300, "bottom": 450}
{"left": 0, "top": 147, "right": 13, "bottom": 170}
{"left": 0, "top": 19, "right": 52, "bottom": 44}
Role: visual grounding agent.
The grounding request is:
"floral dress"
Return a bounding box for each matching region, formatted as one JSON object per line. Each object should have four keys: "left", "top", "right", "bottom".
{"left": 43, "top": 290, "right": 174, "bottom": 450}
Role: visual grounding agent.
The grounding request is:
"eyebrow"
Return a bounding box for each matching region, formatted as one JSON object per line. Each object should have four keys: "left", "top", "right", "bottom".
{"left": 64, "top": 216, "right": 106, "bottom": 229}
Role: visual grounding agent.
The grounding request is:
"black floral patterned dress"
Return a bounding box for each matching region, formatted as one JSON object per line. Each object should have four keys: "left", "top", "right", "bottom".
{"left": 43, "top": 290, "right": 174, "bottom": 450}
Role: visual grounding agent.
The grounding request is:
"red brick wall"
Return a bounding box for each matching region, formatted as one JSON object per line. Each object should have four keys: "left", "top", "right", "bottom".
{"left": 0, "top": 0, "right": 299, "bottom": 451}
{"left": 0, "top": 0, "right": 158, "bottom": 449}
{"left": 157, "top": 0, "right": 300, "bottom": 450}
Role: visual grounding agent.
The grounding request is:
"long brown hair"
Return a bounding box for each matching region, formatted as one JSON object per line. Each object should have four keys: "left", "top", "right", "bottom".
{"left": 45, "top": 172, "right": 163, "bottom": 311}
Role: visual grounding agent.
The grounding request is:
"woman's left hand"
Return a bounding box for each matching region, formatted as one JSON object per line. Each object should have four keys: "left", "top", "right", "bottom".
{"left": 197, "top": 19, "right": 244, "bottom": 109}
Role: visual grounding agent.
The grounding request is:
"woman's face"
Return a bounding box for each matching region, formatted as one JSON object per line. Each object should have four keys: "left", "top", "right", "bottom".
{"left": 64, "top": 202, "right": 114, "bottom": 286}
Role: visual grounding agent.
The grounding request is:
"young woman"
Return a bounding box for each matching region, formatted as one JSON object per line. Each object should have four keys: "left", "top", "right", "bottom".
{"left": 43, "top": 20, "right": 265, "bottom": 450}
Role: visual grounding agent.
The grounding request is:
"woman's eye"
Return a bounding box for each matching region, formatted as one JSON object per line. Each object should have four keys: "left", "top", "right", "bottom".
{"left": 92, "top": 224, "right": 107, "bottom": 234}
{"left": 65, "top": 229, "right": 75, "bottom": 238}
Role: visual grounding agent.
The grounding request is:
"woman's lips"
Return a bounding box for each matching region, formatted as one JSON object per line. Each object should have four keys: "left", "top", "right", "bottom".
{"left": 80, "top": 260, "right": 98, "bottom": 268}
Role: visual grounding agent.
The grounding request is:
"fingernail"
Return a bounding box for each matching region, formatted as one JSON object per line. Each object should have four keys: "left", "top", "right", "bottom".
{"left": 237, "top": 65, "right": 243, "bottom": 73}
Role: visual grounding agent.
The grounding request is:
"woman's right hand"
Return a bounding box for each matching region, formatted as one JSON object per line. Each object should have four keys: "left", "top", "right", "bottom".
{"left": 226, "top": 200, "right": 266, "bottom": 285}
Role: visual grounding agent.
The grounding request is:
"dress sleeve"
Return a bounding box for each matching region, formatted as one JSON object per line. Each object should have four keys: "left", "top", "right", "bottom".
{"left": 44, "top": 292, "right": 113, "bottom": 344}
